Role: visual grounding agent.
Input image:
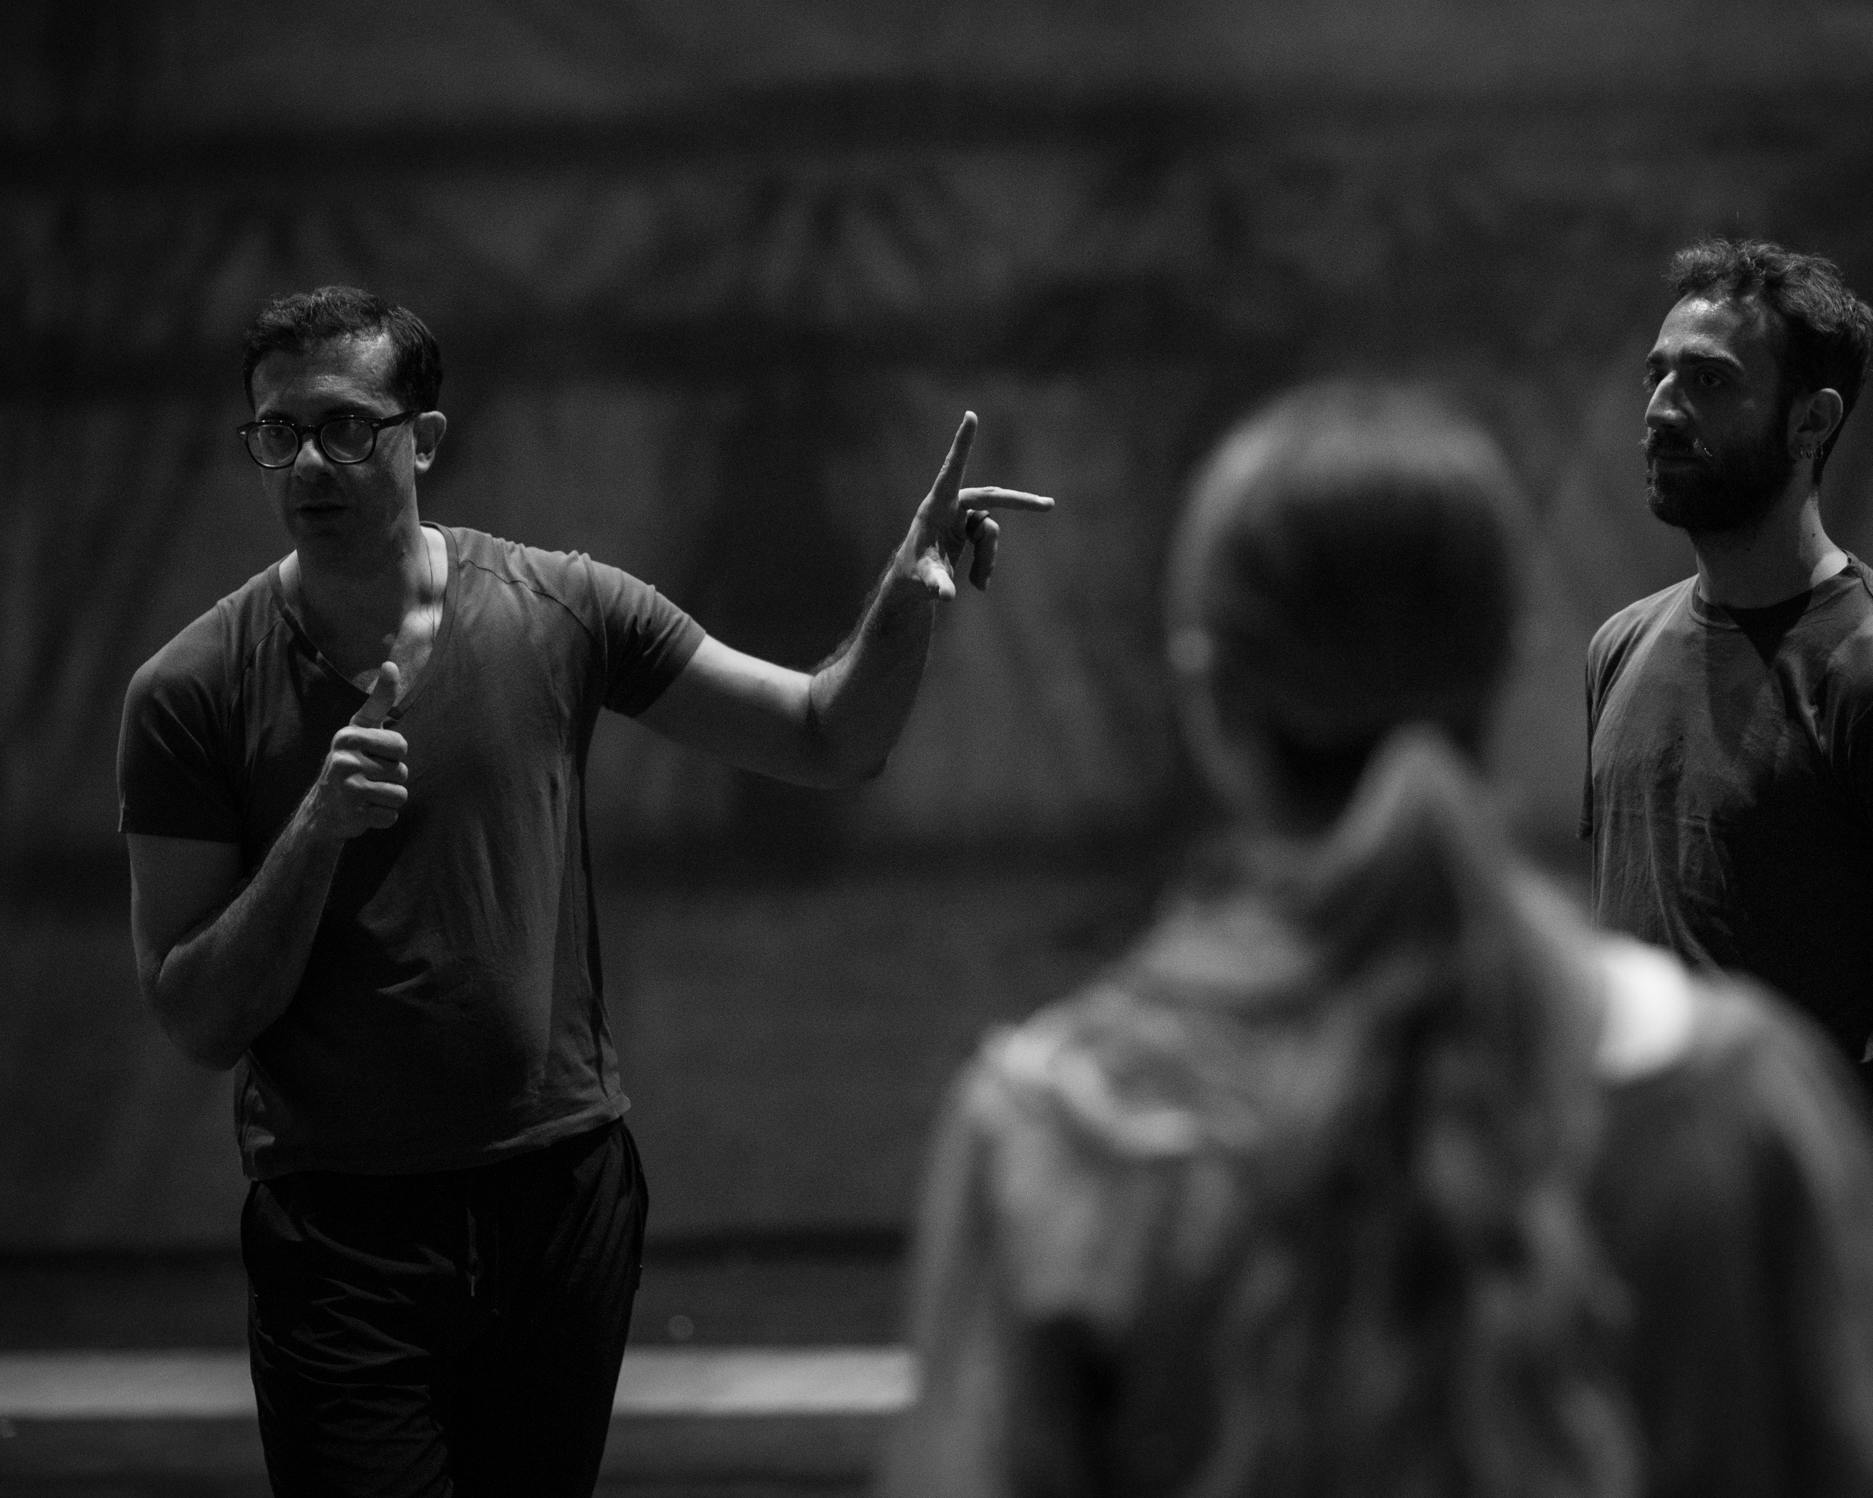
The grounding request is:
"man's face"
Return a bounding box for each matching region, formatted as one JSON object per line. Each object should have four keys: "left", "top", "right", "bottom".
{"left": 248, "top": 333, "right": 428, "bottom": 556}
{"left": 1642, "top": 294, "right": 1796, "bottom": 533}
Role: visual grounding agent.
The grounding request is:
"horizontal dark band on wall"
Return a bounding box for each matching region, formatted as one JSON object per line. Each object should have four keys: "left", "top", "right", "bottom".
{"left": 2, "top": 78, "right": 1858, "bottom": 189}
{"left": 2, "top": 307, "right": 1296, "bottom": 399}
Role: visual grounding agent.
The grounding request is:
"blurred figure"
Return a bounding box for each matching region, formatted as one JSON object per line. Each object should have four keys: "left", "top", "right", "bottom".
{"left": 1584, "top": 239, "right": 1873, "bottom": 1076}
{"left": 884, "top": 383, "right": 1873, "bottom": 1498}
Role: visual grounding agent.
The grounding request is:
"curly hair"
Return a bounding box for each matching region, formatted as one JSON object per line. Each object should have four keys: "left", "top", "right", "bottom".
{"left": 240, "top": 285, "right": 444, "bottom": 415}
{"left": 1668, "top": 238, "right": 1873, "bottom": 478}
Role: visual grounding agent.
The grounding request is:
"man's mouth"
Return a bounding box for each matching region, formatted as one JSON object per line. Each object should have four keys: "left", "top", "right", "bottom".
{"left": 1643, "top": 436, "right": 1707, "bottom": 465}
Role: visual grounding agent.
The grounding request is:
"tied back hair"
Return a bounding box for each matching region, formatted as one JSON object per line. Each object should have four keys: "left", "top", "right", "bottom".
{"left": 1108, "top": 383, "right": 1639, "bottom": 1497}
{"left": 1165, "top": 734, "right": 1635, "bottom": 1498}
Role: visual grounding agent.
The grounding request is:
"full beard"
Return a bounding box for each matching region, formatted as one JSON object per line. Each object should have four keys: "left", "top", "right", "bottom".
{"left": 1644, "top": 430, "right": 1794, "bottom": 534}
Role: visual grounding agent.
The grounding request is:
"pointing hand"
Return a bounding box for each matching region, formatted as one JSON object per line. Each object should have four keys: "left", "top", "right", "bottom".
{"left": 897, "top": 413, "right": 1054, "bottom": 600}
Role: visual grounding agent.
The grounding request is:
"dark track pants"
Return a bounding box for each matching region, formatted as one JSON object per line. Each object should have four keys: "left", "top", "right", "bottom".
{"left": 242, "top": 1119, "right": 646, "bottom": 1498}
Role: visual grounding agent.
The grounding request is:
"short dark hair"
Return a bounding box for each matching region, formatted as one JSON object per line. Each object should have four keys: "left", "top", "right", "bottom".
{"left": 241, "top": 286, "right": 443, "bottom": 414}
{"left": 1668, "top": 238, "right": 1873, "bottom": 476}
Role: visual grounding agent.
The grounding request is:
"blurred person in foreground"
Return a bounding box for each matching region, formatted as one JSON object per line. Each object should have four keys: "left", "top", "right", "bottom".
{"left": 116, "top": 285, "right": 1050, "bottom": 1497}
{"left": 1584, "top": 238, "right": 1873, "bottom": 1078}
{"left": 883, "top": 382, "right": 1873, "bottom": 1498}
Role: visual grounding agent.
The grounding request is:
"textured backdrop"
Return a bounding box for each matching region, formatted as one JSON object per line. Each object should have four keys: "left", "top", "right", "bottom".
{"left": 6, "top": 0, "right": 1873, "bottom": 1250}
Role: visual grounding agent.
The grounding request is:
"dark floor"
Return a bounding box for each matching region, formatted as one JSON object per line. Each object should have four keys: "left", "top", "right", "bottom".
{"left": 0, "top": 1242, "right": 906, "bottom": 1497}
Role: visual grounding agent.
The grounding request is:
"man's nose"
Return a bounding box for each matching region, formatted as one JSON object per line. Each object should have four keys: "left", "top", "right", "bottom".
{"left": 1645, "top": 377, "right": 1685, "bottom": 430}
{"left": 291, "top": 429, "right": 332, "bottom": 473}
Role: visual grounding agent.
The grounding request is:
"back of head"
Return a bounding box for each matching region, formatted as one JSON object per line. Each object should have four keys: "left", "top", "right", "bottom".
{"left": 1143, "top": 384, "right": 1635, "bottom": 1498}
{"left": 241, "top": 285, "right": 444, "bottom": 414}
{"left": 1667, "top": 238, "right": 1873, "bottom": 476}
{"left": 1166, "top": 381, "right": 1529, "bottom": 816}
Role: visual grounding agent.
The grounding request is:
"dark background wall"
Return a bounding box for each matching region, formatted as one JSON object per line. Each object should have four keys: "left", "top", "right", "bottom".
{"left": 6, "top": 0, "right": 1873, "bottom": 1255}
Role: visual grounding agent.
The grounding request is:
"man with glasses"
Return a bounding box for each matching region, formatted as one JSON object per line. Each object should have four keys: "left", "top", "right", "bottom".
{"left": 239, "top": 406, "right": 422, "bottom": 467}
{"left": 116, "top": 284, "right": 1052, "bottom": 1497}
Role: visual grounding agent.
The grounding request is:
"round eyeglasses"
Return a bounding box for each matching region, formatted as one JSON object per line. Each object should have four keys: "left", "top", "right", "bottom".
{"left": 236, "top": 410, "right": 419, "bottom": 469}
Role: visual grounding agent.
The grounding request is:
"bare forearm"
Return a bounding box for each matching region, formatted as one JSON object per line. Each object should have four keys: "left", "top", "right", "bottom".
{"left": 805, "top": 568, "right": 936, "bottom": 785}
{"left": 800, "top": 410, "right": 1050, "bottom": 783}
{"left": 149, "top": 804, "right": 345, "bottom": 1068}
{"left": 139, "top": 666, "right": 409, "bottom": 1068}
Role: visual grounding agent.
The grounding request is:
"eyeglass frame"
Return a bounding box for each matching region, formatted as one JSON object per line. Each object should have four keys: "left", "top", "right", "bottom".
{"left": 236, "top": 409, "right": 421, "bottom": 469}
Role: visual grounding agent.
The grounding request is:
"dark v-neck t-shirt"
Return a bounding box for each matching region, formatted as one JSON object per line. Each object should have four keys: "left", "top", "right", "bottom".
{"left": 118, "top": 525, "right": 704, "bottom": 1177}
{"left": 1583, "top": 559, "right": 1873, "bottom": 1062}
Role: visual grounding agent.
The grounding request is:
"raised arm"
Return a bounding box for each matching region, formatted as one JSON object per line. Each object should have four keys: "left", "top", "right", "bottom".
{"left": 635, "top": 412, "right": 1052, "bottom": 786}
{"left": 127, "top": 665, "right": 409, "bottom": 1069}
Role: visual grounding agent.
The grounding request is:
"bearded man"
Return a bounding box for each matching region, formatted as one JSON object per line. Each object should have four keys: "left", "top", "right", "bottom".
{"left": 1582, "top": 237, "right": 1873, "bottom": 1078}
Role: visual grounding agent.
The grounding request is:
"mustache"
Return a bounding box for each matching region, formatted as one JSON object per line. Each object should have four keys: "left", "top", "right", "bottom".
{"left": 1641, "top": 432, "right": 1714, "bottom": 463}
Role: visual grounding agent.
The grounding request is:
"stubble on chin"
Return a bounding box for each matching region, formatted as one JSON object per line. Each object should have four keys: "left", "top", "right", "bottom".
{"left": 1645, "top": 466, "right": 1702, "bottom": 529}
{"left": 1644, "top": 458, "right": 1700, "bottom": 528}
{"left": 1644, "top": 449, "right": 1790, "bottom": 535}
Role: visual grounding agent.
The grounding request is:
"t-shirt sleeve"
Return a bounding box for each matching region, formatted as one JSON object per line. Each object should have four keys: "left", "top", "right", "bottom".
{"left": 1578, "top": 609, "right": 1634, "bottom": 845}
{"left": 117, "top": 643, "right": 242, "bottom": 841}
{"left": 580, "top": 556, "right": 706, "bottom": 716}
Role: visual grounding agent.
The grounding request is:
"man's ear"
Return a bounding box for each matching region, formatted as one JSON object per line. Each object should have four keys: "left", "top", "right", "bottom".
{"left": 1789, "top": 386, "right": 1844, "bottom": 455}
{"left": 414, "top": 410, "right": 448, "bottom": 472}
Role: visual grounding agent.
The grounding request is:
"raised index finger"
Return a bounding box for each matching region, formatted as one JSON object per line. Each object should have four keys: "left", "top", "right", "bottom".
{"left": 957, "top": 486, "right": 1055, "bottom": 514}
{"left": 932, "top": 411, "right": 980, "bottom": 496}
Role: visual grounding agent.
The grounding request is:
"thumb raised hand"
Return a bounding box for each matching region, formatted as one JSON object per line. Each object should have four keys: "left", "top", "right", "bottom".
{"left": 351, "top": 661, "right": 401, "bottom": 728}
